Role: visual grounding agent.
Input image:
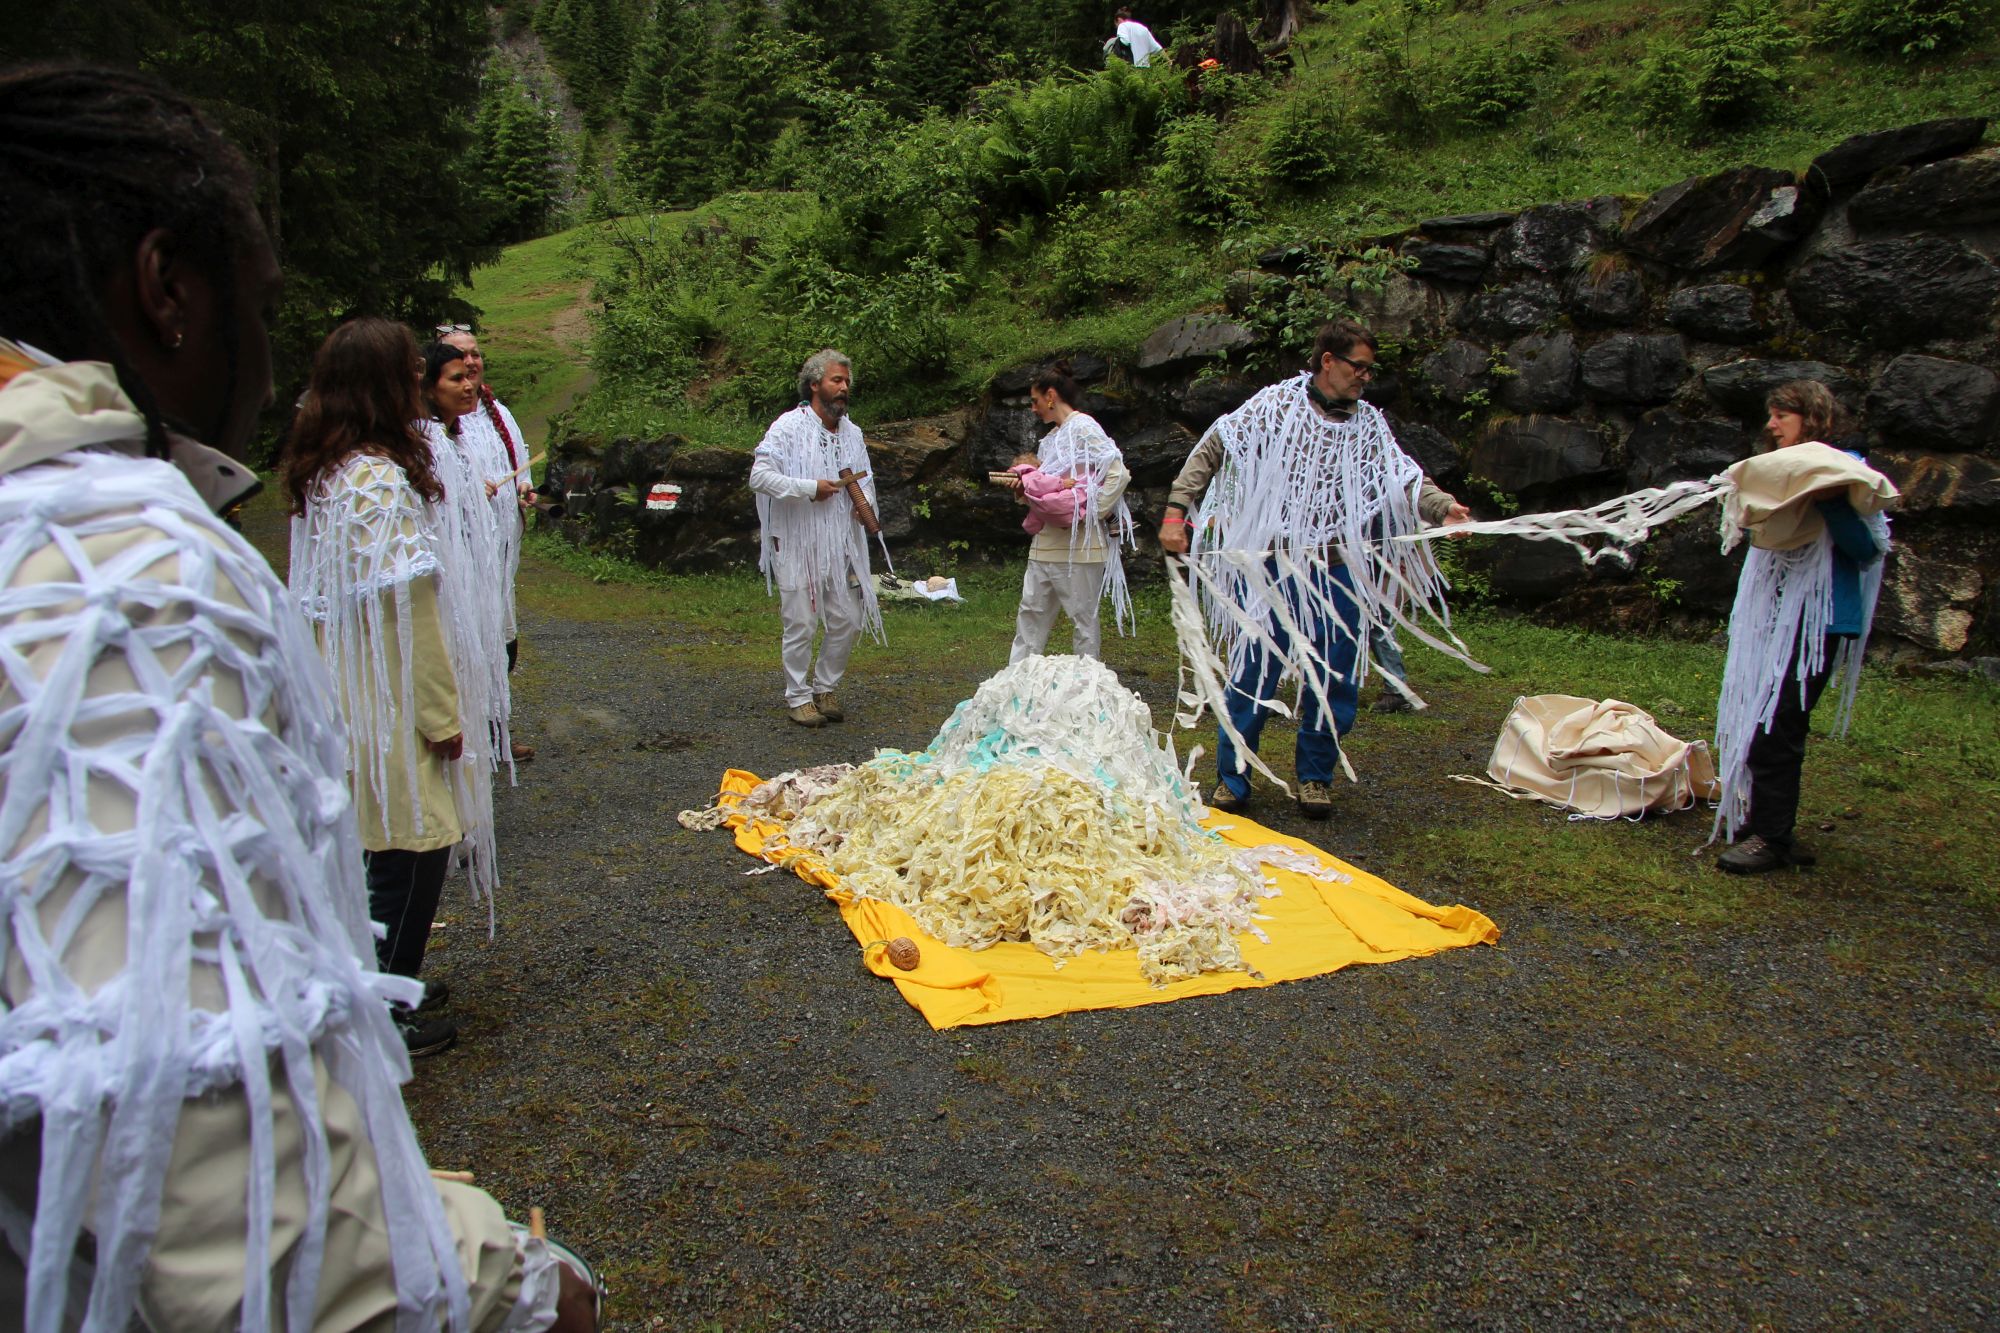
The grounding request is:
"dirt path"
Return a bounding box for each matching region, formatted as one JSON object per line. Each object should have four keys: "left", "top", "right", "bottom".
{"left": 401, "top": 583, "right": 1998, "bottom": 1330}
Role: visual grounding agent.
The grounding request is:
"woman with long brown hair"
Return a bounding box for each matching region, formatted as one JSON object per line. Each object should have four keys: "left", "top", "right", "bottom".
{"left": 285, "top": 317, "right": 467, "bottom": 1055}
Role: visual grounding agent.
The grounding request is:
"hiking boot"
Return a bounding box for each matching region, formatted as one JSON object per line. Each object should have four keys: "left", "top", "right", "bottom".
{"left": 415, "top": 980, "right": 450, "bottom": 1015}
{"left": 1716, "top": 834, "right": 1788, "bottom": 874}
{"left": 788, "top": 701, "right": 826, "bottom": 727}
{"left": 813, "top": 691, "right": 845, "bottom": 722}
{"left": 1372, "top": 693, "right": 1415, "bottom": 714}
{"left": 1207, "top": 784, "right": 1249, "bottom": 813}
{"left": 395, "top": 1009, "right": 458, "bottom": 1058}
{"left": 1297, "top": 780, "right": 1334, "bottom": 820}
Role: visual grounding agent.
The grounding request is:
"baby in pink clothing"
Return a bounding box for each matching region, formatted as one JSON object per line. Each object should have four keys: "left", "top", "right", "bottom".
{"left": 1009, "top": 452, "right": 1083, "bottom": 534}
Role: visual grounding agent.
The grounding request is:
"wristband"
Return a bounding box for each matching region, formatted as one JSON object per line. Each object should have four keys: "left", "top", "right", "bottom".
{"left": 1161, "top": 516, "right": 1193, "bottom": 528}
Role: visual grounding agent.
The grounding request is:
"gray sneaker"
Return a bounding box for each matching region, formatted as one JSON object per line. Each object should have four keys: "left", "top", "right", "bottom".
{"left": 788, "top": 702, "right": 826, "bottom": 727}
{"left": 1716, "top": 834, "right": 1787, "bottom": 874}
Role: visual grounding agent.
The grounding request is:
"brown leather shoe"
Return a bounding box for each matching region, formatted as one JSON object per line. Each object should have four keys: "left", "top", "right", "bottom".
{"left": 788, "top": 702, "right": 826, "bottom": 727}
{"left": 813, "top": 691, "right": 844, "bottom": 722}
{"left": 510, "top": 740, "right": 536, "bottom": 762}
{"left": 1207, "top": 784, "right": 1249, "bottom": 813}
{"left": 1297, "top": 780, "right": 1334, "bottom": 820}
{"left": 1716, "top": 834, "right": 1787, "bottom": 874}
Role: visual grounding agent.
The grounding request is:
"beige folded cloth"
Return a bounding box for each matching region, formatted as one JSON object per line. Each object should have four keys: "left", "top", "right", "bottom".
{"left": 1722, "top": 441, "right": 1898, "bottom": 551}
{"left": 1468, "top": 694, "right": 1720, "bottom": 820}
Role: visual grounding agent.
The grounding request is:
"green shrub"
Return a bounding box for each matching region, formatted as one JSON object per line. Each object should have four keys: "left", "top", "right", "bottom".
{"left": 1152, "top": 115, "right": 1256, "bottom": 231}
{"left": 1264, "top": 101, "right": 1352, "bottom": 192}
{"left": 968, "top": 64, "right": 1171, "bottom": 223}
{"left": 1637, "top": 0, "right": 1798, "bottom": 139}
{"left": 1037, "top": 196, "right": 1133, "bottom": 314}
{"left": 1447, "top": 44, "right": 1550, "bottom": 125}
{"left": 1817, "top": 0, "right": 1983, "bottom": 57}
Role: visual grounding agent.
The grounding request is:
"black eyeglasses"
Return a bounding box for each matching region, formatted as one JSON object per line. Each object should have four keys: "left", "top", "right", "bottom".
{"left": 1330, "top": 351, "right": 1378, "bottom": 379}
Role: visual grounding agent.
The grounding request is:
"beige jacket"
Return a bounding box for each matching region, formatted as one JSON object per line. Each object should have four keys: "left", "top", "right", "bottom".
{"left": 0, "top": 351, "right": 540, "bottom": 1331}
{"left": 302, "top": 457, "right": 467, "bottom": 854}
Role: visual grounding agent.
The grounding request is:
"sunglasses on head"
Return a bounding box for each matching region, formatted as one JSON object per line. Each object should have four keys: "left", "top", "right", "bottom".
{"left": 435, "top": 323, "right": 472, "bottom": 336}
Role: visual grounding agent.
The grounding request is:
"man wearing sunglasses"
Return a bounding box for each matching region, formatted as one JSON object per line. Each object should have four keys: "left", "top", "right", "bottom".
{"left": 1158, "top": 319, "right": 1470, "bottom": 820}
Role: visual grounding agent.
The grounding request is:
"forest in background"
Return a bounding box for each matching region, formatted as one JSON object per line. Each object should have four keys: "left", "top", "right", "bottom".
{"left": 5, "top": 0, "right": 1994, "bottom": 448}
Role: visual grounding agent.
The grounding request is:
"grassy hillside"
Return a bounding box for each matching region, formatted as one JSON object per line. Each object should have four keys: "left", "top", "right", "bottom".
{"left": 463, "top": 0, "right": 1999, "bottom": 453}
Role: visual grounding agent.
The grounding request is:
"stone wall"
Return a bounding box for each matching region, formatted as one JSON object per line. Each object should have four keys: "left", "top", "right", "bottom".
{"left": 547, "top": 117, "right": 1999, "bottom": 656}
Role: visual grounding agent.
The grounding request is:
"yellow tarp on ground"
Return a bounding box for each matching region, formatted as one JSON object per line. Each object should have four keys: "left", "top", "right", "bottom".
{"left": 710, "top": 769, "right": 1500, "bottom": 1030}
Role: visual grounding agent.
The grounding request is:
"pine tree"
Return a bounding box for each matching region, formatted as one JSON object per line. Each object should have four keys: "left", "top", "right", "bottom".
{"left": 621, "top": 0, "right": 718, "bottom": 207}
{"left": 475, "top": 68, "right": 562, "bottom": 242}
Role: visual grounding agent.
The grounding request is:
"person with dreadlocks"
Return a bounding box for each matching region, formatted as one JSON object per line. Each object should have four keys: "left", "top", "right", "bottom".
{"left": 0, "top": 64, "right": 596, "bottom": 1332}
{"left": 749, "top": 348, "right": 883, "bottom": 727}
{"left": 439, "top": 325, "right": 537, "bottom": 762}
{"left": 1158, "top": 320, "right": 1471, "bottom": 820}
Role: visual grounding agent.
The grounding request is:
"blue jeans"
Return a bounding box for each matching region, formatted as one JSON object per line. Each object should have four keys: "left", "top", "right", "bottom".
{"left": 1214, "top": 562, "right": 1361, "bottom": 797}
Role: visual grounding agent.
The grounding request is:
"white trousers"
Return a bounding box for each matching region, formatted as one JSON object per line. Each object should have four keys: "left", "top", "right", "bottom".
{"left": 1009, "top": 560, "right": 1108, "bottom": 664}
{"left": 779, "top": 577, "right": 862, "bottom": 705}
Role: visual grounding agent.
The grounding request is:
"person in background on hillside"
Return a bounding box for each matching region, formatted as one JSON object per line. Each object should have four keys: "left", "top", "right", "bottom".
{"left": 1001, "top": 361, "right": 1135, "bottom": 664}
{"left": 0, "top": 63, "right": 597, "bottom": 1332}
{"left": 285, "top": 319, "right": 469, "bottom": 1059}
{"left": 1105, "top": 6, "right": 1165, "bottom": 66}
{"left": 1710, "top": 380, "right": 1893, "bottom": 874}
{"left": 440, "top": 324, "right": 537, "bottom": 762}
{"left": 1158, "top": 320, "right": 1471, "bottom": 820}
{"left": 749, "top": 348, "right": 883, "bottom": 727}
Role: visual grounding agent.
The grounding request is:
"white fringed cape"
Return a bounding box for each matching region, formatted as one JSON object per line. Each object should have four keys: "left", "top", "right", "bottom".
{"left": 1708, "top": 498, "right": 1891, "bottom": 849}
{"left": 419, "top": 420, "right": 512, "bottom": 916}
{"left": 457, "top": 394, "right": 525, "bottom": 645}
{"left": 1036, "top": 410, "right": 1138, "bottom": 634}
{"left": 752, "top": 406, "right": 884, "bottom": 641}
{"left": 1172, "top": 375, "right": 1482, "bottom": 790}
{"left": 289, "top": 456, "right": 447, "bottom": 850}
{"left": 0, "top": 451, "right": 473, "bottom": 1333}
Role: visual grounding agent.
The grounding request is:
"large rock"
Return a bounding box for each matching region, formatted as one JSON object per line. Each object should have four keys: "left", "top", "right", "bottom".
{"left": 1702, "top": 358, "right": 1863, "bottom": 417}
{"left": 598, "top": 434, "right": 685, "bottom": 489}
{"left": 1419, "top": 339, "right": 1493, "bottom": 407}
{"left": 1878, "top": 546, "right": 1981, "bottom": 653}
{"left": 666, "top": 443, "right": 753, "bottom": 481}
{"left": 1498, "top": 331, "right": 1581, "bottom": 414}
{"left": 1637, "top": 514, "right": 1746, "bottom": 617}
{"left": 1344, "top": 270, "right": 1456, "bottom": 340}
{"left": 1175, "top": 376, "right": 1260, "bottom": 431}
{"left": 1867, "top": 355, "right": 2000, "bottom": 454}
{"left": 1581, "top": 334, "right": 1688, "bottom": 405}
{"left": 1384, "top": 414, "right": 1462, "bottom": 480}
{"left": 1849, "top": 148, "right": 2000, "bottom": 233}
{"left": 1136, "top": 315, "right": 1259, "bottom": 371}
{"left": 1666, "top": 284, "right": 1764, "bottom": 343}
{"left": 867, "top": 412, "right": 967, "bottom": 484}
{"left": 1418, "top": 210, "right": 1516, "bottom": 234}
{"left": 1787, "top": 236, "right": 2000, "bottom": 348}
{"left": 1872, "top": 449, "right": 2000, "bottom": 517}
{"left": 1118, "top": 420, "right": 1200, "bottom": 484}
{"left": 1459, "top": 279, "right": 1560, "bottom": 338}
{"left": 1402, "top": 239, "right": 1489, "bottom": 285}
{"left": 1486, "top": 541, "right": 1592, "bottom": 603}
{"left": 1565, "top": 266, "right": 1646, "bottom": 327}
{"left": 1806, "top": 117, "right": 1990, "bottom": 195}
{"left": 1624, "top": 410, "right": 1754, "bottom": 487}
{"left": 1623, "top": 167, "right": 1802, "bottom": 271}
{"left": 1492, "top": 198, "right": 1620, "bottom": 274}
{"left": 1469, "top": 416, "right": 1614, "bottom": 494}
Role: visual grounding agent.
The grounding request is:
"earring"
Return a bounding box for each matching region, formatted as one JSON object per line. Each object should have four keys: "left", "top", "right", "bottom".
{"left": 167, "top": 330, "right": 185, "bottom": 350}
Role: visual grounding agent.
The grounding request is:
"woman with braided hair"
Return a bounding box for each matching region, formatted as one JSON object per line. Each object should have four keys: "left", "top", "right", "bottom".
{"left": 0, "top": 64, "right": 595, "bottom": 1333}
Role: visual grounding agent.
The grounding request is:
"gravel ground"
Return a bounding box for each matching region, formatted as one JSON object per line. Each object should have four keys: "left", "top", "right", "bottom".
{"left": 402, "top": 600, "right": 2000, "bottom": 1331}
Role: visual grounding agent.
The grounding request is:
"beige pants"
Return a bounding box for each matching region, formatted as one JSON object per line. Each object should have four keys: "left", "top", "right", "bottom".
{"left": 1009, "top": 560, "right": 1108, "bottom": 664}
{"left": 779, "top": 576, "right": 862, "bottom": 706}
